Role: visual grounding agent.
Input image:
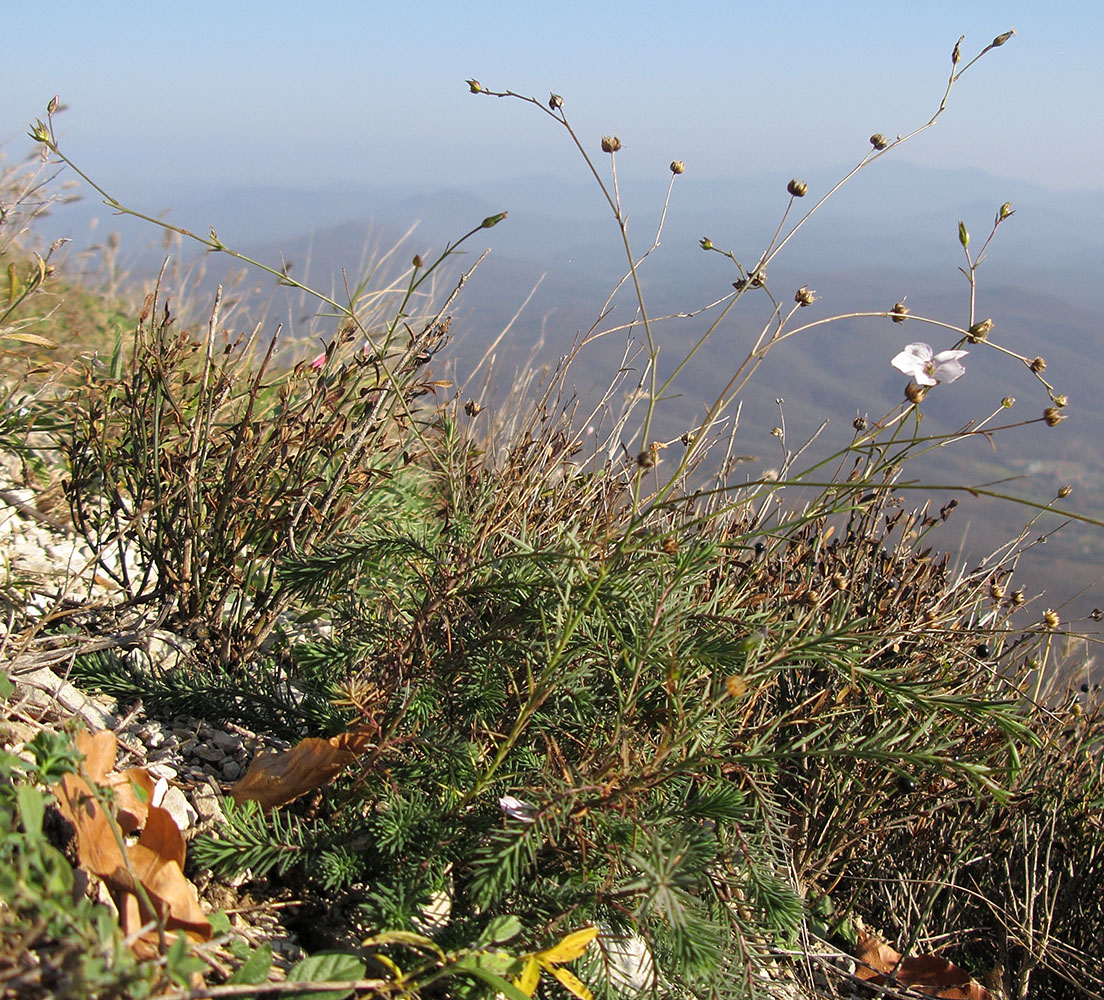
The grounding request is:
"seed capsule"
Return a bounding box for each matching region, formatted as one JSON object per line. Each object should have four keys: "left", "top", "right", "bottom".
{"left": 968, "top": 318, "right": 993, "bottom": 343}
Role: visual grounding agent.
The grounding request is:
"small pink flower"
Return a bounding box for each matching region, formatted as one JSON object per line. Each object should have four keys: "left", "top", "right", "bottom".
{"left": 891, "top": 342, "right": 967, "bottom": 386}
{"left": 309, "top": 352, "right": 326, "bottom": 370}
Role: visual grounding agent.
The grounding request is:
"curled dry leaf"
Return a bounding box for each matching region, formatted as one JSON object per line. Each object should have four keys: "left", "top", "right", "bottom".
{"left": 230, "top": 727, "right": 374, "bottom": 809}
{"left": 52, "top": 730, "right": 211, "bottom": 955}
{"left": 855, "top": 931, "right": 991, "bottom": 999}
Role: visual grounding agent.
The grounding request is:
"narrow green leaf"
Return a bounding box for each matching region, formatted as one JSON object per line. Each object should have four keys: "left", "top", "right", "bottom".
{"left": 227, "top": 942, "right": 273, "bottom": 985}
{"left": 453, "top": 955, "right": 533, "bottom": 1000}
{"left": 16, "top": 785, "right": 45, "bottom": 836}
{"left": 477, "top": 914, "right": 523, "bottom": 946}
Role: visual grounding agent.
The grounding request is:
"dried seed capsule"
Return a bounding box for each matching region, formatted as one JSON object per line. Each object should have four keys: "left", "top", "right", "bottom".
{"left": 870, "top": 133, "right": 889, "bottom": 150}
{"left": 670, "top": 160, "right": 685, "bottom": 174}
{"left": 967, "top": 318, "right": 993, "bottom": 342}
{"left": 787, "top": 179, "right": 808, "bottom": 197}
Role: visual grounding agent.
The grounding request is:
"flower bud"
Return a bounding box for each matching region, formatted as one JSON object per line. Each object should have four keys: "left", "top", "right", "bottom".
{"left": 989, "top": 582, "right": 1006, "bottom": 601}
{"left": 1043, "top": 407, "right": 1066, "bottom": 427}
{"left": 794, "top": 285, "right": 816, "bottom": 307}
{"left": 787, "top": 179, "right": 808, "bottom": 197}
{"left": 480, "top": 211, "right": 508, "bottom": 229}
{"left": 28, "top": 119, "right": 50, "bottom": 144}
{"left": 967, "top": 318, "right": 993, "bottom": 342}
{"left": 1001, "top": 396, "right": 1015, "bottom": 408}
{"left": 466, "top": 79, "right": 483, "bottom": 93}
{"left": 852, "top": 415, "right": 868, "bottom": 431}
{"left": 636, "top": 449, "right": 655, "bottom": 469}
{"left": 869, "top": 133, "right": 889, "bottom": 150}
{"left": 549, "top": 93, "right": 564, "bottom": 110}
{"left": 890, "top": 299, "right": 910, "bottom": 323}
{"left": 1052, "top": 393, "right": 1068, "bottom": 407}
{"left": 905, "top": 383, "right": 928, "bottom": 404}
{"left": 1043, "top": 609, "right": 1061, "bottom": 630}
{"left": 725, "top": 675, "right": 748, "bottom": 698}
{"left": 464, "top": 399, "right": 484, "bottom": 416}
{"left": 958, "top": 221, "right": 970, "bottom": 249}
{"left": 670, "top": 160, "right": 685, "bottom": 175}
{"left": 47, "top": 94, "right": 60, "bottom": 115}
{"left": 952, "top": 37, "right": 963, "bottom": 64}
{"left": 1057, "top": 483, "right": 1073, "bottom": 498}
{"left": 699, "top": 237, "right": 714, "bottom": 250}
{"left": 1010, "top": 589, "right": 1025, "bottom": 607}
{"left": 601, "top": 135, "right": 622, "bottom": 153}
{"left": 998, "top": 201, "right": 1014, "bottom": 221}
{"left": 991, "top": 29, "right": 1015, "bottom": 47}
{"left": 1029, "top": 356, "right": 1047, "bottom": 373}
{"left": 412, "top": 253, "right": 423, "bottom": 268}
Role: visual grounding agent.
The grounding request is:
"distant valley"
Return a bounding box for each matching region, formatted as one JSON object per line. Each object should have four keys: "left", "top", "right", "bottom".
{"left": 43, "top": 160, "right": 1104, "bottom": 640}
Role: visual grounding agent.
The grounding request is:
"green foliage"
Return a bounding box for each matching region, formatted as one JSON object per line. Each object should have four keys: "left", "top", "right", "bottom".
{"left": 71, "top": 646, "right": 348, "bottom": 739}
{"left": 0, "top": 741, "right": 156, "bottom": 998}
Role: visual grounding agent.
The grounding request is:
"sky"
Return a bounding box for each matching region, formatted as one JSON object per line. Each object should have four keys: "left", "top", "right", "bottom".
{"left": 4, "top": 1, "right": 1103, "bottom": 201}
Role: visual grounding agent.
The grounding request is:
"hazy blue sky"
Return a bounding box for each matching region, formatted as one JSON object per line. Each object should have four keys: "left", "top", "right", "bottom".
{"left": 5, "top": 1, "right": 1101, "bottom": 198}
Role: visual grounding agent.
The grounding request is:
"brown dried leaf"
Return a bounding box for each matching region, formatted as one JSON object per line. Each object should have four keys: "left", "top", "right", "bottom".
{"left": 855, "top": 931, "right": 991, "bottom": 999}
{"left": 51, "top": 729, "right": 211, "bottom": 952}
{"left": 230, "top": 727, "right": 373, "bottom": 809}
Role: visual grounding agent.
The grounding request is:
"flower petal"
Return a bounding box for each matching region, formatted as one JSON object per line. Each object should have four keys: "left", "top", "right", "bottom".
{"left": 891, "top": 343, "right": 933, "bottom": 381}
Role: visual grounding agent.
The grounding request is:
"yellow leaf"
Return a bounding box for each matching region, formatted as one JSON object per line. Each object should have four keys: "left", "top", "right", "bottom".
{"left": 538, "top": 926, "right": 598, "bottom": 964}
{"left": 370, "top": 952, "right": 403, "bottom": 980}
{"left": 513, "top": 955, "right": 540, "bottom": 997}
{"left": 547, "top": 963, "right": 593, "bottom": 1000}
{"left": 2, "top": 332, "right": 56, "bottom": 348}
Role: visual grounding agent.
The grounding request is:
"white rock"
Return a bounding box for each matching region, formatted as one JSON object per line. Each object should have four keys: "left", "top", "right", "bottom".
{"left": 158, "top": 786, "right": 198, "bottom": 831}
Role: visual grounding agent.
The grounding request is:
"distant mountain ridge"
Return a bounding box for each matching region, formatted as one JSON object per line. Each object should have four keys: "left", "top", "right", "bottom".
{"left": 40, "top": 163, "right": 1104, "bottom": 621}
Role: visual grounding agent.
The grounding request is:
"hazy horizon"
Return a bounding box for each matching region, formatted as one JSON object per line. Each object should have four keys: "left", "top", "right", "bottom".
{"left": 5, "top": 2, "right": 1104, "bottom": 200}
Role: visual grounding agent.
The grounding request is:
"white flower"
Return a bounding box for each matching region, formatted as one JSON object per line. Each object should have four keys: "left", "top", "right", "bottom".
{"left": 498, "top": 795, "right": 537, "bottom": 823}
{"left": 891, "top": 342, "right": 968, "bottom": 386}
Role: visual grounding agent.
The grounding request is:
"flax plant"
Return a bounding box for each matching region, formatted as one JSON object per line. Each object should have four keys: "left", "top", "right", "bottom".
{"left": 6, "top": 27, "right": 1102, "bottom": 1000}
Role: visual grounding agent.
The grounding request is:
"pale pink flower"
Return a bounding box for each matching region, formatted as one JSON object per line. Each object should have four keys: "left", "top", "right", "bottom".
{"left": 309, "top": 352, "right": 326, "bottom": 369}
{"left": 891, "top": 342, "right": 967, "bottom": 386}
{"left": 498, "top": 795, "right": 537, "bottom": 823}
